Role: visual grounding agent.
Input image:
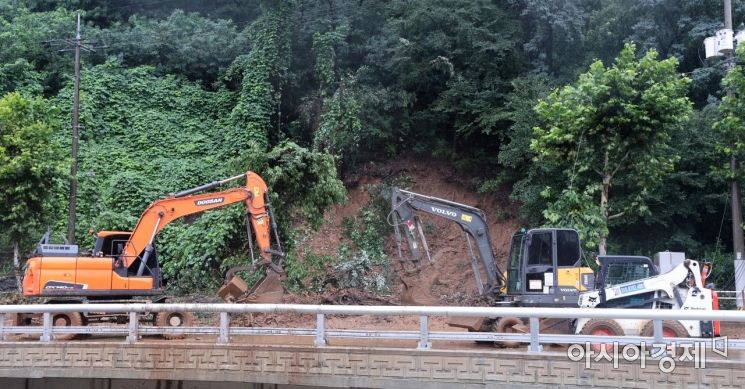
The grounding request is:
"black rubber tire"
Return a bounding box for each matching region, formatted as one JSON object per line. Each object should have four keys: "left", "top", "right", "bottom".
{"left": 52, "top": 312, "right": 84, "bottom": 341}
{"left": 640, "top": 320, "right": 689, "bottom": 338}
{"left": 155, "top": 311, "right": 195, "bottom": 340}
{"left": 494, "top": 316, "right": 524, "bottom": 348}
{"left": 579, "top": 319, "right": 624, "bottom": 352}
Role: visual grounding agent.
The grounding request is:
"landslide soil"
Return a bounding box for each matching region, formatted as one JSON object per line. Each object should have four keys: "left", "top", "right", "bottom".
{"left": 242, "top": 156, "right": 520, "bottom": 330}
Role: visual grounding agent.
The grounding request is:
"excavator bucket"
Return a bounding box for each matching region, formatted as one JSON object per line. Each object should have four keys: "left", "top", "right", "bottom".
{"left": 218, "top": 269, "right": 285, "bottom": 303}
{"left": 401, "top": 284, "right": 436, "bottom": 306}
{"left": 400, "top": 272, "right": 437, "bottom": 306}
{"left": 242, "top": 269, "right": 284, "bottom": 303}
{"left": 218, "top": 276, "right": 248, "bottom": 303}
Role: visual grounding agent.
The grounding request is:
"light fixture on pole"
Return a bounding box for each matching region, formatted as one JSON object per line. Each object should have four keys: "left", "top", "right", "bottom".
{"left": 705, "top": 28, "right": 736, "bottom": 58}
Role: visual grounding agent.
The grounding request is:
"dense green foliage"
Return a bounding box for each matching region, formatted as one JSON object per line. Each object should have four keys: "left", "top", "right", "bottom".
{"left": 0, "top": 92, "right": 63, "bottom": 244}
{"left": 2, "top": 0, "right": 745, "bottom": 291}
{"left": 717, "top": 45, "right": 745, "bottom": 182}
{"left": 533, "top": 44, "right": 693, "bottom": 254}
{"left": 0, "top": 91, "right": 63, "bottom": 286}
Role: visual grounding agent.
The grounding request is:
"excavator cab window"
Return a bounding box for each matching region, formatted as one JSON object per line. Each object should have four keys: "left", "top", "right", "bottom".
{"left": 527, "top": 232, "right": 552, "bottom": 266}
{"left": 95, "top": 234, "right": 131, "bottom": 257}
{"left": 507, "top": 233, "right": 525, "bottom": 294}
{"left": 110, "top": 240, "right": 126, "bottom": 256}
{"left": 525, "top": 231, "right": 553, "bottom": 292}
{"left": 556, "top": 230, "right": 580, "bottom": 267}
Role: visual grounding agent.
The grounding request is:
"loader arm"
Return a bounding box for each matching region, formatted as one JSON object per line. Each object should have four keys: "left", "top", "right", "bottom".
{"left": 120, "top": 172, "right": 275, "bottom": 275}
{"left": 391, "top": 188, "right": 505, "bottom": 295}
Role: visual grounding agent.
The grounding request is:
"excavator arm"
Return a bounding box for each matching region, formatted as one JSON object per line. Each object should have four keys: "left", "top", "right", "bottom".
{"left": 391, "top": 188, "right": 505, "bottom": 296}
{"left": 119, "top": 172, "right": 280, "bottom": 276}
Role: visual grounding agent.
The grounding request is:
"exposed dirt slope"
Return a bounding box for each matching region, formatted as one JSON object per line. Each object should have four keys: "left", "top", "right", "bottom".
{"left": 286, "top": 157, "right": 519, "bottom": 308}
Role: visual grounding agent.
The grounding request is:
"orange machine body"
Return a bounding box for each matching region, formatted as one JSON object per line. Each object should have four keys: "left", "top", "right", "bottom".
{"left": 23, "top": 171, "right": 273, "bottom": 297}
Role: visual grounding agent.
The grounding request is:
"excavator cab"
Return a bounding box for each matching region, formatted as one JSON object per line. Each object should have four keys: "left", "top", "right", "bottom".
{"left": 506, "top": 228, "right": 595, "bottom": 307}
{"left": 93, "top": 231, "right": 131, "bottom": 258}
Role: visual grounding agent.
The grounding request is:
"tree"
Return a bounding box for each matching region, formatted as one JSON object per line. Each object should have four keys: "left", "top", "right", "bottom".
{"left": 95, "top": 10, "right": 248, "bottom": 84}
{"left": 226, "top": 2, "right": 293, "bottom": 153}
{"left": 715, "top": 43, "right": 745, "bottom": 259}
{"left": 531, "top": 43, "right": 692, "bottom": 254}
{"left": 0, "top": 92, "right": 63, "bottom": 290}
{"left": 357, "top": 0, "right": 523, "bottom": 164}
{"left": 716, "top": 45, "right": 745, "bottom": 183}
{"left": 509, "top": 0, "right": 592, "bottom": 80}
{"left": 0, "top": 7, "right": 79, "bottom": 95}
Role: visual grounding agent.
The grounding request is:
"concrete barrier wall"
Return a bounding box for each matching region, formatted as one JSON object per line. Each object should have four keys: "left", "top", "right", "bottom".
{"left": 0, "top": 378, "right": 326, "bottom": 389}
{"left": 0, "top": 342, "right": 742, "bottom": 388}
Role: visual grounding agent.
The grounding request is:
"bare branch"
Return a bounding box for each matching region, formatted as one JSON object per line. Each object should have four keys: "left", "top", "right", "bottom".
{"left": 609, "top": 150, "right": 631, "bottom": 179}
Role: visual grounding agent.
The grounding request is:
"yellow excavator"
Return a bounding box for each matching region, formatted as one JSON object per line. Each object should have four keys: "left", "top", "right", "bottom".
{"left": 391, "top": 188, "right": 596, "bottom": 307}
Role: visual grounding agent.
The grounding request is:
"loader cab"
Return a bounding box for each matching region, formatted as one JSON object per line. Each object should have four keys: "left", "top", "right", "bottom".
{"left": 595, "top": 255, "right": 657, "bottom": 289}
{"left": 507, "top": 228, "right": 594, "bottom": 307}
{"left": 593, "top": 255, "right": 658, "bottom": 308}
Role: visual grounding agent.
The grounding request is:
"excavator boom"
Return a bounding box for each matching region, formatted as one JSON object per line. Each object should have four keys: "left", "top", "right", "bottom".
{"left": 391, "top": 188, "right": 505, "bottom": 298}
{"left": 121, "top": 172, "right": 274, "bottom": 274}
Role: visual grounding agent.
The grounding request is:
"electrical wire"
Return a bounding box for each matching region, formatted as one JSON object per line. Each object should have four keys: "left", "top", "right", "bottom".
{"left": 567, "top": 129, "right": 585, "bottom": 190}
{"left": 715, "top": 195, "right": 730, "bottom": 253}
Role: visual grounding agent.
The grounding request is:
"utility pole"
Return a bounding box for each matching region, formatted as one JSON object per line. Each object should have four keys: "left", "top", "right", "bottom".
{"left": 724, "top": 0, "right": 745, "bottom": 308}
{"left": 67, "top": 13, "right": 81, "bottom": 245}
{"left": 54, "top": 13, "right": 96, "bottom": 245}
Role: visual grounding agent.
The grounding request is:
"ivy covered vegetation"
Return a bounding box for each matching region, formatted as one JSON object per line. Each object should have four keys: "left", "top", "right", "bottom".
{"left": 1, "top": 0, "right": 745, "bottom": 291}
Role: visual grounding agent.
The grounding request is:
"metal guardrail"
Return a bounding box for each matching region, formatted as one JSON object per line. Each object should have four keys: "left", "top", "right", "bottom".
{"left": 715, "top": 290, "right": 742, "bottom": 300}
{"left": 0, "top": 303, "right": 740, "bottom": 353}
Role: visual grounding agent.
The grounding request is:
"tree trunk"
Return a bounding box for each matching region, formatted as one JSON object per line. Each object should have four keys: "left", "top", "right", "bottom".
{"left": 598, "top": 152, "right": 610, "bottom": 256}
{"left": 599, "top": 179, "right": 610, "bottom": 255}
{"left": 545, "top": 22, "right": 554, "bottom": 75}
{"left": 13, "top": 240, "right": 21, "bottom": 293}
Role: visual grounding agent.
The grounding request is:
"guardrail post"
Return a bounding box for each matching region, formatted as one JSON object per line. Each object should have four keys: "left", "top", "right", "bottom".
{"left": 41, "top": 312, "right": 51, "bottom": 342}
{"left": 219, "top": 312, "right": 230, "bottom": 344}
{"left": 417, "top": 315, "right": 432, "bottom": 350}
{"left": 651, "top": 319, "right": 667, "bottom": 357}
{"left": 528, "top": 317, "right": 542, "bottom": 353}
{"left": 0, "top": 313, "right": 5, "bottom": 341}
{"left": 653, "top": 319, "right": 663, "bottom": 343}
{"left": 127, "top": 311, "right": 138, "bottom": 344}
{"left": 314, "top": 313, "right": 326, "bottom": 347}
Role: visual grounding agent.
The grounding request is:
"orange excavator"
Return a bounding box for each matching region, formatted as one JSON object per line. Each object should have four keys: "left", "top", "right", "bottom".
{"left": 19, "top": 170, "right": 285, "bottom": 336}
